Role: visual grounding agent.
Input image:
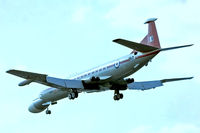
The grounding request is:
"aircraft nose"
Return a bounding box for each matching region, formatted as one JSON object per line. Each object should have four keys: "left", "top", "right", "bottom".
{"left": 28, "top": 103, "right": 37, "bottom": 113}
{"left": 28, "top": 103, "right": 42, "bottom": 113}
{"left": 28, "top": 99, "right": 48, "bottom": 113}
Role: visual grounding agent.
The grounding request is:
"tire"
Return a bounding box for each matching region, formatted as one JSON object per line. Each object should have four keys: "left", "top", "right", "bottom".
{"left": 46, "top": 110, "right": 51, "bottom": 114}
{"left": 75, "top": 92, "right": 78, "bottom": 98}
{"left": 48, "top": 110, "right": 51, "bottom": 114}
{"left": 120, "top": 93, "right": 123, "bottom": 99}
{"left": 68, "top": 93, "right": 72, "bottom": 99}
{"left": 114, "top": 95, "right": 119, "bottom": 100}
{"left": 71, "top": 93, "right": 75, "bottom": 98}
{"left": 117, "top": 94, "right": 121, "bottom": 99}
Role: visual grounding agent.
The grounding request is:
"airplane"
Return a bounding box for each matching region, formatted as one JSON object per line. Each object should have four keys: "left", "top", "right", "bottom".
{"left": 7, "top": 18, "right": 193, "bottom": 114}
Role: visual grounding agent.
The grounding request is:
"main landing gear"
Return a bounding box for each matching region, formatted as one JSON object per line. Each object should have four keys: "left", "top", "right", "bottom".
{"left": 45, "top": 102, "right": 57, "bottom": 115}
{"left": 113, "top": 90, "right": 123, "bottom": 101}
{"left": 68, "top": 90, "right": 78, "bottom": 100}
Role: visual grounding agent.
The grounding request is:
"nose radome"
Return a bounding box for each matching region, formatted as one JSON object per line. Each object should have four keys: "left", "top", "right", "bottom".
{"left": 28, "top": 103, "right": 41, "bottom": 113}
{"left": 28, "top": 99, "right": 48, "bottom": 113}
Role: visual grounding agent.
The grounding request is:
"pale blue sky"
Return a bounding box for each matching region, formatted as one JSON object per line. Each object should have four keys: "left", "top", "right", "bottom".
{"left": 0, "top": 0, "right": 200, "bottom": 133}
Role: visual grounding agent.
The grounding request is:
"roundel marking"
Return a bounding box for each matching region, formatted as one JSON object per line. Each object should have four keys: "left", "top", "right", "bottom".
{"left": 114, "top": 61, "right": 120, "bottom": 68}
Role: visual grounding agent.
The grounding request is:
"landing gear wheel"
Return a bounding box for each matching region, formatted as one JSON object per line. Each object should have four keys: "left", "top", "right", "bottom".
{"left": 71, "top": 93, "right": 75, "bottom": 99}
{"left": 114, "top": 95, "right": 119, "bottom": 100}
{"left": 113, "top": 90, "right": 123, "bottom": 101}
{"left": 68, "top": 93, "right": 72, "bottom": 99}
{"left": 46, "top": 108, "right": 51, "bottom": 115}
{"left": 75, "top": 91, "right": 78, "bottom": 98}
{"left": 120, "top": 93, "right": 123, "bottom": 99}
{"left": 68, "top": 92, "right": 78, "bottom": 100}
{"left": 117, "top": 93, "right": 121, "bottom": 99}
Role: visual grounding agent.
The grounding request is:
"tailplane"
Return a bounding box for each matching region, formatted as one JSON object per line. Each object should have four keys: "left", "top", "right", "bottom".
{"left": 141, "top": 18, "right": 161, "bottom": 49}
{"left": 113, "top": 18, "right": 193, "bottom": 53}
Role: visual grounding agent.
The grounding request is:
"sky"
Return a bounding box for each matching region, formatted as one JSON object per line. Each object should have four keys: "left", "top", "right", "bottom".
{"left": 0, "top": 0, "right": 200, "bottom": 133}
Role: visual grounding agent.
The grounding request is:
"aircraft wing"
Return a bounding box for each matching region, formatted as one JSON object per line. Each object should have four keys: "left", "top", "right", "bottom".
{"left": 6, "top": 69, "right": 84, "bottom": 90}
{"left": 6, "top": 69, "right": 112, "bottom": 91}
{"left": 127, "top": 77, "right": 193, "bottom": 90}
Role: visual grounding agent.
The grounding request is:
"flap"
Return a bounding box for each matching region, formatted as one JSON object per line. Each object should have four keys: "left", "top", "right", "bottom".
{"left": 128, "top": 81, "right": 163, "bottom": 90}
{"left": 46, "top": 76, "right": 84, "bottom": 89}
{"left": 128, "top": 77, "right": 193, "bottom": 90}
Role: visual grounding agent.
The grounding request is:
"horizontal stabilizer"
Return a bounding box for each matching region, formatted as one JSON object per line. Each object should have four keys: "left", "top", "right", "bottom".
{"left": 113, "top": 38, "right": 158, "bottom": 52}
{"left": 160, "top": 44, "right": 193, "bottom": 51}
{"left": 128, "top": 77, "right": 193, "bottom": 90}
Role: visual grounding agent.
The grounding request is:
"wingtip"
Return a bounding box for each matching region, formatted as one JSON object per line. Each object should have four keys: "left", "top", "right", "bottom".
{"left": 182, "top": 44, "right": 194, "bottom": 48}
{"left": 188, "top": 44, "right": 194, "bottom": 47}
{"left": 6, "top": 69, "right": 17, "bottom": 74}
{"left": 6, "top": 69, "right": 13, "bottom": 73}
{"left": 188, "top": 76, "right": 194, "bottom": 79}
{"left": 113, "top": 38, "right": 121, "bottom": 42}
{"left": 179, "top": 77, "right": 194, "bottom": 80}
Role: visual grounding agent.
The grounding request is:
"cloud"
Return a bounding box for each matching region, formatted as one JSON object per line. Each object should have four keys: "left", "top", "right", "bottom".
{"left": 71, "top": 6, "right": 91, "bottom": 23}
{"left": 159, "top": 46, "right": 200, "bottom": 85}
{"left": 128, "top": 124, "right": 200, "bottom": 133}
{"left": 128, "top": 126, "right": 152, "bottom": 133}
{"left": 160, "top": 124, "right": 200, "bottom": 133}
{"left": 104, "top": 0, "right": 200, "bottom": 34}
{"left": 105, "top": 0, "right": 166, "bottom": 29}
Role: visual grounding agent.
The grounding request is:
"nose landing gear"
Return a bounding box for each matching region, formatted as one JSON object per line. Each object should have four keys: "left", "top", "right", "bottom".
{"left": 46, "top": 108, "right": 51, "bottom": 115}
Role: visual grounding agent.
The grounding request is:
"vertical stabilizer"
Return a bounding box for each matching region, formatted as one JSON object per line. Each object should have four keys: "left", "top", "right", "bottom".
{"left": 140, "top": 18, "right": 161, "bottom": 49}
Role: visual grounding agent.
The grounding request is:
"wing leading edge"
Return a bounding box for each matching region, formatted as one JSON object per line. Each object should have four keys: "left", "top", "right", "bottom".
{"left": 128, "top": 77, "right": 193, "bottom": 90}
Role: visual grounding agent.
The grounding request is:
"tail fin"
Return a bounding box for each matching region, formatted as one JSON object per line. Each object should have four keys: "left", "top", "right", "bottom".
{"left": 140, "top": 18, "right": 161, "bottom": 49}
